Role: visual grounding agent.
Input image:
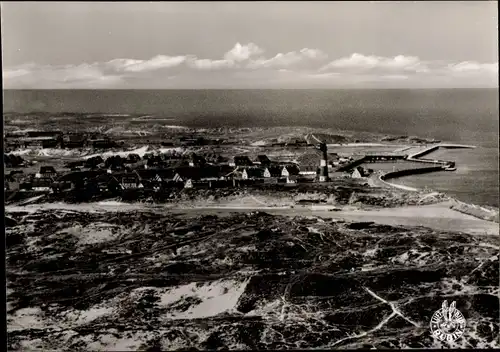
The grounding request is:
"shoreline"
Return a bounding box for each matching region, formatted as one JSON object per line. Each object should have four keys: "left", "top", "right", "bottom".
{"left": 368, "top": 146, "right": 499, "bottom": 222}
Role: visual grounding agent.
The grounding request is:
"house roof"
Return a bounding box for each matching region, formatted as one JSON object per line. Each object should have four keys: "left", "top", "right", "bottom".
{"left": 190, "top": 153, "right": 206, "bottom": 163}
{"left": 265, "top": 166, "right": 282, "bottom": 176}
{"left": 32, "top": 177, "right": 54, "bottom": 186}
{"left": 283, "top": 164, "right": 300, "bottom": 175}
{"left": 256, "top": 155, "right": 271, "bottom": 163}
{"left": 174, "top": 166, "right": 231, "bottom": 180}
{"left": 297, "top": 151, "right": 323, "bottom": 168}
{"left": 353, "top": 166, "right": 367, "bottom": 176}
{"left": 40, "top": 166, "right": 57, "bottom": 173}
{"left": 121, "top": 176, "right": 140, "bottom": 183}
{"left": 58, "top": 170, "right": 104, "bottom": 182}
{"left": 243, "top": 167, "right": 265, "bottom": 178}
{"left": 137, "top": 168, "right": 177, "bottom": 180}
{"left": 94, "top": 173, "right": 120, "bottom": 184}
{"left": 233, "top": 156, "right": 254, "bottom": 165}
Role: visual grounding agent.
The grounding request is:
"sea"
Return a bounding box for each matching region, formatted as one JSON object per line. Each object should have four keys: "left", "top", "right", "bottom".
{"left": 3, "top": 89, "right": 499, "bottom": 207}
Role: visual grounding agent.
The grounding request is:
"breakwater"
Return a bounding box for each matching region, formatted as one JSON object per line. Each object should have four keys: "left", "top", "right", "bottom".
{"left": 380, "top": 166, "right": 445, "bottom": 180}
{"left": 377, "top": 166, "right": 445, "bottom": 192}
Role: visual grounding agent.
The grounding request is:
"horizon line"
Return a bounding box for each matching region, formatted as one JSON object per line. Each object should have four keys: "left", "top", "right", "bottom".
{"left": 3, "top": 87, "right": 498, "bottom": 91}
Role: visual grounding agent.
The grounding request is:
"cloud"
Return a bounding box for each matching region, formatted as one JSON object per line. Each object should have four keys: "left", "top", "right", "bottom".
{"left": 223, "top": 42, "right": 263, "bottom": 62}
{"left": 186, "top": 57, "right": 235, "bottom": 70}
{"left": 105, "top": 55, "right": 187, "bottom": 73}
{"left": 246, "top": 48, "right": 328, "bottom": 70}
{"left": 3, "top": 68, "right": 31, "bottom": 79}
{"left": 447, "top": 61, "right": 498, "bottom": 74}
{"left": 320, "top": 53, "right": 429, "bottom": 74}
{"left": 2, "top": 43, "right": 498, "bottom": 88}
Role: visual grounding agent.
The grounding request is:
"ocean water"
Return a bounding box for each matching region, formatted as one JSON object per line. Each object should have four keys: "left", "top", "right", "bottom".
{"left": 3, "top": 89, "right": 499, "bottom": 206}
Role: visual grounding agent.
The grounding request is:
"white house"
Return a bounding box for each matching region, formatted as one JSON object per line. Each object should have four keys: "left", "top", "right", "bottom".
{"left": 120, "top": 172, "right": 144, "bottom": 189}
{"left": 173, "top": 173, "right": 184, "bottom": 182}
{"left": 264, "top": 166, "right": 281, "bottom": 178}
{"left": 299, "top": 170, "right": 317, "bottom": 176}
{"left": 242, "top": 168, "right": 264, "bottom": 180}
{"left": 281, "top": 165, "right": 300, "bottom": 177}
{"left": 351, "top": 168, "right": 363, "bottom": 179}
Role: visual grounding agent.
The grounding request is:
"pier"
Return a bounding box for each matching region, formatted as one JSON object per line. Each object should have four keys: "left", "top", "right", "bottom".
{"left": 335, "top": 143, "right": 475, "bottom": 173}
{"left": 406, "top": 143, "right": 476, "bottom": 169}
{"left": 407, "top": 143, "right": 476, "bottom": 160}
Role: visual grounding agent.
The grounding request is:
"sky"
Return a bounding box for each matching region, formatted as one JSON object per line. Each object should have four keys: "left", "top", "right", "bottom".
{"left": 1, "top": 1, "right": 498, "bottom": 89}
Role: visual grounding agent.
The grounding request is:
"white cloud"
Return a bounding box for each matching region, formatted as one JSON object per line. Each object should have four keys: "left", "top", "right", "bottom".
{"left": 320, "top": 53, "right": 428, "bottom": 73}
{"left": 247, "top": 49, "right": 327, "bottom": 69}
{"left": 223, "top": 42, "right": 263, "bottom": 62}
{"left": 186, "top": 58, "right": 235, "bottom": 70}
{"left": 300, "top": 48, "right": 328, "bottom": 60}
{"left": 106, "top": 55, "right": 187, "bottom": 73}
{"left": 2, "top": 43, "right": 498, "bottom": 88}
{"left": 447, "top": 61, "right": 498, "bottom": 74}
{"left": 3, "top": 68, "right": 31, "bottom": 79}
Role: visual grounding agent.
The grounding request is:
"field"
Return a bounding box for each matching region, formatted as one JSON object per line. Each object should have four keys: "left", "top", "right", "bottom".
{"left": 6, "top": 207, "right": 499, "bottom": 350}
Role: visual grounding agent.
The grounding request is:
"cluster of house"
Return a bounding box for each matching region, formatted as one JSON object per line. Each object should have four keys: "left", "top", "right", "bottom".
{"left": 4, "top": 130, "right": 118, "bottom": 150}
{"left": 4, "top": 144, "right": 375, "bottom": 196}
{"left": 4, "top": 151, "right": 324, "bottom": 194}
{"left": 4, "top": 153, "right": 27, "bottom": 168}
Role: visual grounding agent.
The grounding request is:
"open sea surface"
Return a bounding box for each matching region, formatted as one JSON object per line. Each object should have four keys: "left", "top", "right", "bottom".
{"left": 3, "top": 89, "right": 499, "bottom": 206}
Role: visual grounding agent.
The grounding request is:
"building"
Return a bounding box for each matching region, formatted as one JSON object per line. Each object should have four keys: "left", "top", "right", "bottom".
{"left": 65, "top": 160, "right": 86, "bottom": 169}
{"left": 120, "top": 171, "right": 144, "bottom": 189}
{"left": 26, "top": 130, "right": 63, "bottom": 138}
{"left": 188, "top": 153, "right": 207, "bottom": 167}
{"left": 264, "top": 166, "right": 282, "bottom": 178}
{"left": 4, "top": 171, "right": 22, "bottom": 191}
{"left": 254, "top": 155, "right": 272, "bottom": 166}
{"left": 315, "top": 142, "right": 330, "bottom": 182}
{"left": 84, "top": 156, "right": 104, "bottom": 169}
{"left": 281, "top": 165, "right": 300, "bottom": 177}
{"left": 242, "top": 168, "right": 264, "bottom": 179}
{"left": 4, "top": 154, "right": 25, "bottom": 167}
{"left": 105, "top": 155, "right": 126, "bottom": 171}
{"left": 88, "top": 173, "right": 120, "bottom": 193}
{"left": 62, "top": 134, "right": 87, "bottom": 149}
{"left": 286, "top": 139, "right": 308, "bottom": 147}
{"left": 32, "top": 177, "right": 54, "bottom": 192}
{"left": 286, "top": 175, "right": 298, "bottom": 184}
{"left": 17, "top": 136, "right": 59, "bottom": 148}
{"left": 172, "top": 166, "right": 234, "bottom": 187}
{"left": 36, "top": 166, "right": 57, "bottom": 179}
{"left": 125, "top": 154, "right": 142, "bottom": 164}
{"left": 351, "top": 166, "right": 370, "bottom": 178}
{"left": 50, "top": 180, "right": 75, "bottom": 194}
{"left": 6, "top": 171, "right": 24, "bottom": 190}
{"left": 91, "top": 139, "right": 116, "bottom": 149}
{"left": 152, "top": 174, "right": 163, "bottom": 191}
{"left": 229, "top": 156, "right": 254, "bottom": 167}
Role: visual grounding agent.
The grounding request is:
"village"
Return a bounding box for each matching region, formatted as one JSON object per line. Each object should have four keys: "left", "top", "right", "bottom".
{"left": 4, "top": 129, "right": 380, "bottom": 202}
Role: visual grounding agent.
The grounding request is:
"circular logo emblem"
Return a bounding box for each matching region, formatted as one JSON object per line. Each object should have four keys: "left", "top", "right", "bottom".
{"left": 430, "top": 300, "right": 466, "bottom": 342}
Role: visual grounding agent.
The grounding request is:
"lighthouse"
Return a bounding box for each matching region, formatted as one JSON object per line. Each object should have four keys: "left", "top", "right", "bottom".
{"left": 315, "top": 142, "right": 329, "bottom": 182}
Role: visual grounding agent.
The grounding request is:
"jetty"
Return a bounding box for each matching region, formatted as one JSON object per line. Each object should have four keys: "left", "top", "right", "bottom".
{"left": 336, "top": 143, "right": 476, "bottom": 173}
{"left": 407, "top": 143, "right": 476, "bottom": 160}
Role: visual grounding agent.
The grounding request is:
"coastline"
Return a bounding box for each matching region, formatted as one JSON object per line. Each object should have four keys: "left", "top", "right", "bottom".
{"left": 374, "top": 159, "right": 499, "bottom": 223}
